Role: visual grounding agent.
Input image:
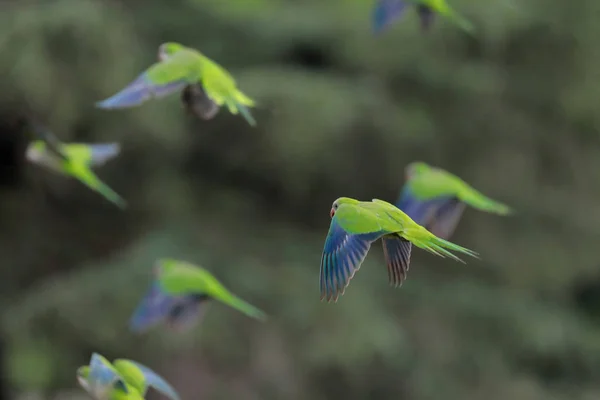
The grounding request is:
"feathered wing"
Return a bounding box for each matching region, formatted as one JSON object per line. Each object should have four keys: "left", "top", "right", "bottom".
{"left": 372, "top": 0, "right": 408, "bottom": 33}
{"left": 381, "top": 237, "right": 412, "bottom": 286}
{"left": 426, "top": 198, "right": 467, "bottom": 239}
{"left": 166, "top": 294, "right": 211, "bottom": 331}
{"left": 319, "top": 206, "right": 386, "bottom": 302}
{"left": 197, "top": 56, "right": 257, "bottom": 126}
{"left": 87, "top": 353, "right": 122, "bottom": 398}
{"left": 181, "top": 83, "right": 220, "bottom": 120}
{"left": 129, "top": 281, "right": 184, "bottom": 332}
{"left": 96, "top": 52, "right": 198, "bottom": 109}
{"left": 395, "top": 185, "right": 447, "bottom": 226}
{"left": 113, "top": 359, "right": 181, "bottom": 400}
{"left": 65, "top": 143, "right": 121, "bottom": 167}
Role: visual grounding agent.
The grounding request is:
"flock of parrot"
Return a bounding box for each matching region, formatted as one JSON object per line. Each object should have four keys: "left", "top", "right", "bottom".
{"left": 19, "top": 1, "right": 513, "bottom": 398}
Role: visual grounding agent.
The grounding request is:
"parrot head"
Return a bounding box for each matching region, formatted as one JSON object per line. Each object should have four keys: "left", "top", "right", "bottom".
{"left": 158, "top": 42, "right": 185, "bottom": 61}
{"left": 405, "top": 161, "right": 430, "bottom": 180}
{"left": 330, "top": 197, "right": 359, "bottom": 218}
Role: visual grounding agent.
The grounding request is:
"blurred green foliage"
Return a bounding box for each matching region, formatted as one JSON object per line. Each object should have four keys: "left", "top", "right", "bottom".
{"left": 1, "top": 0, "right": 600, "bottom": 399}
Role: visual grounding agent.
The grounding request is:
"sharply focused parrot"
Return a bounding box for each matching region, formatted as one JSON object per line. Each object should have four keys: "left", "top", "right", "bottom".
{"left": 320, "top": 197, "right": 479, "bottom": 301}
{"left": 396, "top": 161, "right": 512, "bottom": 239}
{"left": 372, "top": 0, "right": 475, "bottom": 33}
{"left": 96, "top": 42, "right": 257, "bottom": 126}
{"left": 25, "top": 123, "right": 126, "bottom": 209}
{"left": 129, "top": 258, "right": 267, "bottom": 332}
{"left": 76, "top": 353, "right": 180, "bottom": 400}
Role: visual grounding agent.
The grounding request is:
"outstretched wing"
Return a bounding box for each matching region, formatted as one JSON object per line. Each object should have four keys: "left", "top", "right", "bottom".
{"left": 381, "top": 236, "right": 412, "bottom": 287}
{"left": 129, "top": 281, "right": 190, "bottom": 332}
{"left": 166, "top": 294, "right": 211, "bottom": 331}
{"left": 181, "top": 83, "right": 220, "bottom": 120}
{"left": 373, "top": 0, "right": 408, "bottom": 33}
{"left": 96, "top": 52, "right": 198, "bottom": 109}
{"left": 395, "top": 185, "right": 447, "bottom": 226}
{"left": 426, "top": 198, "right": 466, "bottom": 239}
{"left": 320, "top": 213, "right": 385, "bottom": 302}
{"left": 114, "top": 359, "right": 181, "bottom": 400}
{"left": 65, "top": 143, "right": 121, "bottom": 167}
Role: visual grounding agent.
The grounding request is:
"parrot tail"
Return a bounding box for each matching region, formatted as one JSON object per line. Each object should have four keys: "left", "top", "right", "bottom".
{"left": 223, "top": 294, "right": 267, "bottom": 321}
{"left": 401, "top": 226, "right": 479, "bottom": 263}
{"left": 224, "top": 90, "right": 257, "bottom": 127}
{"left": 461, "top": 189, "right": 512, "bottom": 215}
{"left": 72, "top": 165, "right": 127, "bottom": 209}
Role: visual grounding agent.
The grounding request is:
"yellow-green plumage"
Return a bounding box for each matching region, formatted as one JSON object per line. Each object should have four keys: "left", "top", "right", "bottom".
{"left": 320, "top": 197, "right": 479, "bottom": 301}
{"left": 97, "top": 41, "right": 257, "bottom": 126}
{"left": 26, "top": 139, "right": 126, "bottom": 209}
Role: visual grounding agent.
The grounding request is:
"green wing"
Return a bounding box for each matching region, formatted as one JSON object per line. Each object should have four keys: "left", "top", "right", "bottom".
{"left": 113, "top": 359, "right": 180, "bottom": 400}
{"left": 157, "top": 259, "right": 267, "bottom": 320}
{"left": 96, "top": 50, "right": 201, "bottom": 109}
{"left": 145, "top": 49, "right": 201, "bottom": 85}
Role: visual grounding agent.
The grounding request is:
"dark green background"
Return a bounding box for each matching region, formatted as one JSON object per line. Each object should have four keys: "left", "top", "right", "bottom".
{"left": 1, "top": 0, "right": 600, "bottom": 399}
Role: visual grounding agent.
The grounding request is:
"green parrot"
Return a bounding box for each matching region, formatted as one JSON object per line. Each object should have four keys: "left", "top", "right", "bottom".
{"left": 129, "top": 259, "right": 267, "bottom": 332}
{"left": 320, "top": 197, "right": 479, "bottom": 301}
{"left": 25, "top": 123, "right": 126, "bottom": 209}
{"left": 76, "top": 353, "right": 180, "bottom": 400}
{"left": 396, "top": 161, "right": 512, "bottom": 239}
{"left": 97, "top": 42, "right": 257, "bottom": 126}
{"left": 373, "top": 0, "right": 474, "bottom": 34}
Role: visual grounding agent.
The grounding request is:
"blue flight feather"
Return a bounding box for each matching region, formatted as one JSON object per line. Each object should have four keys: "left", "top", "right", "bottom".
{"left": 425, "top": 198, "right": 466, "bottom": 239}
{"left": 126, "top": 360, "right": 181, "bottom": 400}
{"left": 88, "top": 354, "right": 121, "bottom": 395}
{"left": 96, "top": 73, "right": 187, "bottom": 109}
{"left": 395, "top": 186, "right": 449, "bottom": 226}
{"left": 129, "top": 281, "right": 206, "bottom": 332}
{"left": 320, "top": 217, "right": 385, "bottom": 301}
{"left": 166, "top": 294, "right": 209, "bottom": 331}
{"left": 88, "top": 143, "right": 121, "bottom": 166}
{"left": 372, "top": 0, "right": 408, "bottom": 33}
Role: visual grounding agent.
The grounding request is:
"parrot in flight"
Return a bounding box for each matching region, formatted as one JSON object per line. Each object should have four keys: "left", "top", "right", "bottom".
{"left": 76, "top": 352, "right": 180, "bottom": 400}
{"left": 372, "top": 0, "right": 474, "bottom": 34}
{"left": 96, "top": 42, "right": 257, "bottom": 126}
{"left": 24, "top": 122, "right": 126, "bottom": 209}
{"left": 396, "top": 161, "right": 512, "bottom": 239}
{"left": 320, "top": 197, "right": 479, "bottom": 302}
{"left": 129, "top": 258, "right": 267, "bottom": 332}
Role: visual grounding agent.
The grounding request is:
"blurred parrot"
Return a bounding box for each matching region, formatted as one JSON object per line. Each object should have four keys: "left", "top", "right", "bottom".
{"left": 77, "top": 352, "right": 180, "bottom": 400}
{"left": 96, "top": 42, "right": 257, "bottom": 126}
{"left": 372, "top": 0, "right": 474, "bottom": 33}
{"left": 24, "top": 122, "right": 126, "bottom": 209}
{"left": 320, "top": 197, "right": 479, "bottom": 301}
{"left": 129, "top": 258, "right": 267, "bottom": 332}
{"left": 396, "top": 161, "right": 512, "bottom": 239}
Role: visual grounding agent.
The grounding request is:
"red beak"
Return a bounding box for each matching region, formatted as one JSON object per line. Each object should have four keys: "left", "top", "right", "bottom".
{"left": 330, "top": 208, "right": 335, "bottom": 218}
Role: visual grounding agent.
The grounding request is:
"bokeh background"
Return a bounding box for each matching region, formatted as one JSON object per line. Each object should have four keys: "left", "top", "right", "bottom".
{"left": 2, "top": 0, "right": 600, "bottom": 399}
